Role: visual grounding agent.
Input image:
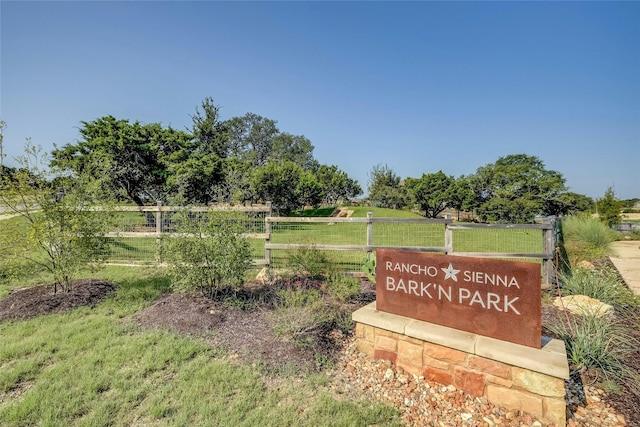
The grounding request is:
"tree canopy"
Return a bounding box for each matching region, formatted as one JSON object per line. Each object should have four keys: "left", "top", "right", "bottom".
{"left": 405, "top": 171, "right": 454, "bottom": 218}
{"left": 42, "top": 98, "right": 599, "bottom": 222}
{"left": 469, "top": 154, "right": 567, "bottom": 222}
{"left": 50, "top": 98, "right": 361, "bottom": 212}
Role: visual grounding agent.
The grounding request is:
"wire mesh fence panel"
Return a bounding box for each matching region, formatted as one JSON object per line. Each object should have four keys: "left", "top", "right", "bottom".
{"left": 269, "top": 221, "right": 366, "bottom": 245}
{"left": 269, "top": 248, "right": 368, "bottom": 273}
{"left": 98, "top": 206, "right": 552, "bottom": 272}
{"left": 105, "top": 237, "right": 158, "bottom": 263}
{"left": 103, "top": 205, "right": 270, "bottom": 265}
{"left": 372, "top": 221, "right": 445, "bottom": 248}
{"left": 451, "top": 227, "right": 544, "bottom": 254}
{"left": 110, "top": 211, "right": 153, "bottom": 233}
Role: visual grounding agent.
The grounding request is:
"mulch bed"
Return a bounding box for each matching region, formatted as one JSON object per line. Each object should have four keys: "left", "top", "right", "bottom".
{"left": 0, "top": 279, "right": 116, "bottom": 322}
{"left": 134, "top": 291, "right": 320, "bottom": 373}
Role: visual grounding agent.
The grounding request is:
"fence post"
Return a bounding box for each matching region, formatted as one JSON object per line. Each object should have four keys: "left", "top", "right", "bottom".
{"left": 156, "top": 201, "right": 163, "bottom": 264}
{"left": 366, "top": 212, "right": 373, "bottom": 261}
{"left": 542, "top": 217, "right": 555, "bottom": 288}
{"left": 265, "top": 202, "right": 272, "bottom": 267}
{"left": 444, "top": 213, "right": 453, "bottom": 254}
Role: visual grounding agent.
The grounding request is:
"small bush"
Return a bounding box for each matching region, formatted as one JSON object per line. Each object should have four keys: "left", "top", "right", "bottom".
{"left": 287, "top": 244, "right": 332, "bottom": 278}
{"left": 163, "top": 210, "right": 252, "bottom": 298}
{"left": 270, "top": 288, "right": 333, "bottom": 349}
{"left": 323, "top": 271, "right": 361, "bottom": 303}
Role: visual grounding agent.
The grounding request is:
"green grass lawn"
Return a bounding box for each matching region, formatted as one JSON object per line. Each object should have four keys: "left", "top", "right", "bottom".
{"left": 0, "top": 266, "right": 400, "bottom": 427}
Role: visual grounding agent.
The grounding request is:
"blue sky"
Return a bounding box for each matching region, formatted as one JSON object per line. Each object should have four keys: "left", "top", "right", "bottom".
{"left": 1, "top": 1, "right": 639, "bottom": 200}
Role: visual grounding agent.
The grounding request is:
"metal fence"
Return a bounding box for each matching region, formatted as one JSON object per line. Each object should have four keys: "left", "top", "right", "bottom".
{"left": 103, "top": 205, "right": 555, "bottom": 284}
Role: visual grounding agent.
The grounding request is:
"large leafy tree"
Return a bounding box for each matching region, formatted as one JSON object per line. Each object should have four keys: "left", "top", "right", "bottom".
{"left": 543, "top": 192, "right": 594, "bottom": 217}
{"left": 226, "top": 113, "right": 279, "bottom": 167}
{"left": 297, "top": 171, "right": 323, "bottom": 209}
{"left": 367, "top": 164, "right": 408, "bottom": 209}
{"left": 270, "top": 133, "right": 319, "bottom": 171}
{"left": 251, "top": 161, "right": 305, "bottom": 214}
{"left": 316, "top": 164, "right": 362, "bottom": 206}
{"left": 447, "top": 176, "right": 476, "bottom": 220}
{"left": 167, "top": 153, "right": 225, "bottom": 204}
{"left": 470, "top": 154, "right": 566, "bottom": 223}
{"left": 405, "top": 171, "right": 454, "bottom": 218}
{"left": 51, "top": 116, "right": 191, "bottom": 206}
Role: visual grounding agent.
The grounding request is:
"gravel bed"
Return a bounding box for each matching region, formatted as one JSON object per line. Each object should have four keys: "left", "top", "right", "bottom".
{"left": 328, "top": 337, "right": 627, "bottom": 427}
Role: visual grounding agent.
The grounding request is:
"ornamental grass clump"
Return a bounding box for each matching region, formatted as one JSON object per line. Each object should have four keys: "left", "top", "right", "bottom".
{"left": 561, "top": 267, "right": 640, "bottom": 311}
{"left": 548, "top": 311, "right": 639, "bottom": 390}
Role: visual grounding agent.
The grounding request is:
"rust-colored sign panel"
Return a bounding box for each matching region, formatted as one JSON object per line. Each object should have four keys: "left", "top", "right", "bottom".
{"left": 376, "top": 249, "right": 541, "bottom": 348}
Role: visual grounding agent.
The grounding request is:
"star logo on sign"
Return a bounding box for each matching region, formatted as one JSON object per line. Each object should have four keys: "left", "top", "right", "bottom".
{"left": 441, "top": 263, "right": 460, "bottom": 281}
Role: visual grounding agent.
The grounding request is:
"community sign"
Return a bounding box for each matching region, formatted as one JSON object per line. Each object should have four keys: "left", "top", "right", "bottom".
{"left": 376, "top": 249, "right": 542, "bottom": 348}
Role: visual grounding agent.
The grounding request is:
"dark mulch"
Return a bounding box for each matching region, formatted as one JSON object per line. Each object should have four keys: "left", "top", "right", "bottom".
{"left": 133, "top": 290, "right": 321, "bottom": 373}
{"left": 0, "top": 279, "right": 116, "bottom": 322}
{"left": 134, "top": 276, "right": 375, "bottom": 374}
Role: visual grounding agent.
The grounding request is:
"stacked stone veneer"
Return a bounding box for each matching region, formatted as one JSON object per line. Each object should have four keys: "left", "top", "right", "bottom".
{"left": 353, "top": 302, "right": 570, "bottom": 426}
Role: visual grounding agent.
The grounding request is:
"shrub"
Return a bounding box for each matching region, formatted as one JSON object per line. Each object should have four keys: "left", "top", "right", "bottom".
{"left": 286, "top": 243, "right": 332, "bottom": 278}
{"left": 270, "top": 288, "right": 333, "bottom": 350}
{"left": 323, "top": 271, "right": 361, "bottom": 303}
{"left": 596, "top": 187, "right": 622, "bottom": 227}
{"left": 163, "top": 210, "right": 252, "bottom": 298}
{"left": 0, "top": 143, "right": 113, "bottom": 293}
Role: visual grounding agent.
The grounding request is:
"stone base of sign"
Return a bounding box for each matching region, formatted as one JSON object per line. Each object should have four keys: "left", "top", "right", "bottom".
{"left": 353, "top": 302, "right": 570, "bottom": 426}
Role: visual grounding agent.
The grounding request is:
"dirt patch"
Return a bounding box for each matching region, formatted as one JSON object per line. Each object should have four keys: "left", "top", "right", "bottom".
{"left": 134, "top": 291, "right": 322, "bottom": 373}
{"left": 0, "top": 279, "right": 116, "bottom": 322}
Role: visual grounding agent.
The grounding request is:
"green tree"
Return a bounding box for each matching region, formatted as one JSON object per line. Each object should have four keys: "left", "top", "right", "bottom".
{"left": 163, "top": 210, "right": 251, "bottom": 298}
{"left": 367, "top": 164, "right": 408, "bottom": 209}
{"left": 167, "top": 152, "right": 225, "bottom": 204}
{"left": 190, "top": 97, "right": 229, "bottom": 158}
{"left": 470, "top": 154, "right": 566, "bottom": 223}
{"left": 51, "top": 116, "right": 191, "bottom": 206}
{"left": 597, "top": 187, "right": 622, "bottom": 227}
{"left": 0, "top": 142, "right": 112, "bottom": 293}
{"left": 447, "top": 176, "right": 475, "bottom": 220}
{"left": 296, "top": 171, "right": 323, "bottom": 209}
{"left": 226, "top": 113, "right": 279, "bottom": 167}
{"left": 221, "top": 158, "right": 255, "bottom": 204}
{"left": 405, "top": 171, "right": 454, "bottom": 218}
{"left": 251, "top": 161, "right": 304, "bottom": 214}
{"left": 316, "top": 164, "right": 362, "bottom": 206}
{"left": 544, "top": 192, "right": 594, "bottom": 216}
{"left": 271, "top": 133, "right": 319, "bottom": 171}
